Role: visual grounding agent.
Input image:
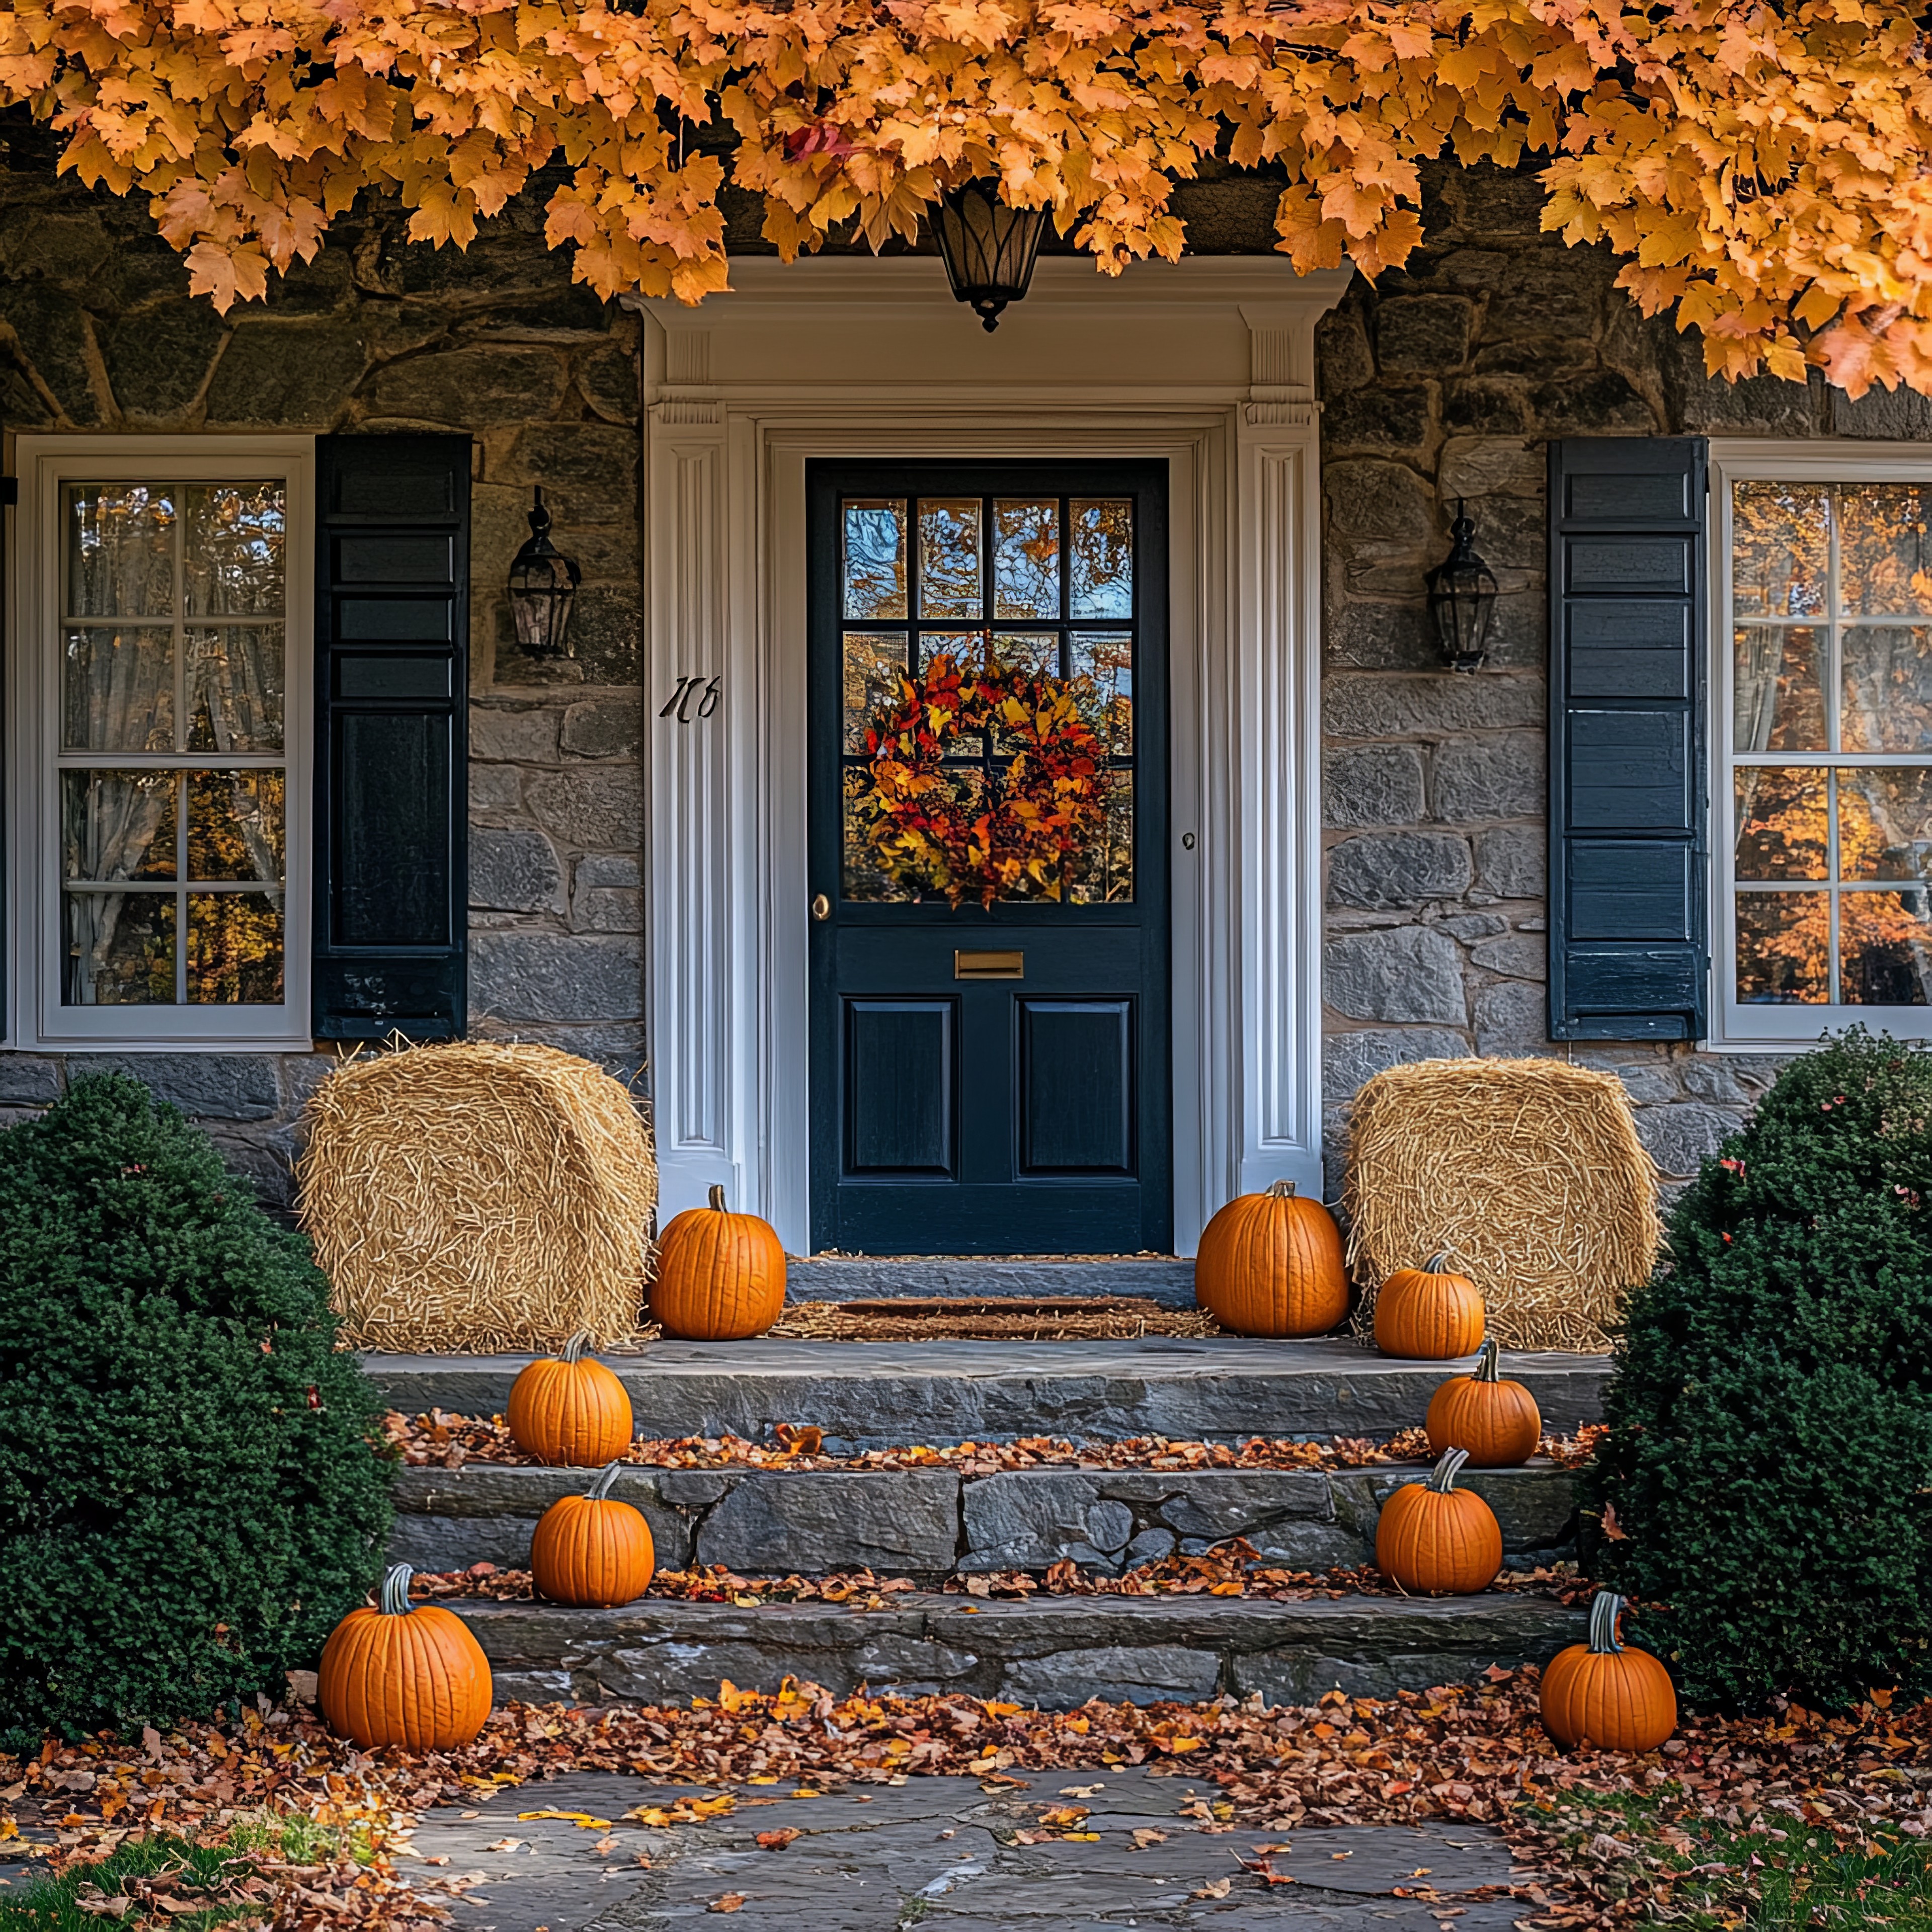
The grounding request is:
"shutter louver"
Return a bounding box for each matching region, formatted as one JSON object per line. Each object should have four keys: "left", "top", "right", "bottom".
{"left": 312, "top": 434, "right": 469, "bottom": 1039}
{"left": 1548, "top": 438, "right": 1708, "bottom": 1041}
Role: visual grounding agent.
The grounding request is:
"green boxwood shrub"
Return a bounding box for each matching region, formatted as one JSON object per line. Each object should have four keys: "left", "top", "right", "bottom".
{"left": 1592, "top": 1029, "right": 1932, "bottom": 1710}
{"left": 0, "top": 1073, "right": 392, "bottom": 1738}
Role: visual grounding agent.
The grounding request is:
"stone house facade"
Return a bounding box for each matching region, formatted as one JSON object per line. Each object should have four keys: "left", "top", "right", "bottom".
{"left": 1, "top": 145, "right": 1918, "bottom": 1235}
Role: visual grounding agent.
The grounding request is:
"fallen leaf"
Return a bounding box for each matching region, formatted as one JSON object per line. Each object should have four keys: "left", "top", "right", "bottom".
{"left": 1191, "top": 1877, "right": 1233, "bottom": 1899}
{"left": 1132, "top": 1828, "right": 1168, "bottom": 1849}
{"left": 755, "top": 1829, "right": 801, "bottom": 1850}
{"left": 518, "top": 1811, "right": 613, "bottom": 1828}
{"left": 707, "top": 1894, "right": 746, "bottom": 1914}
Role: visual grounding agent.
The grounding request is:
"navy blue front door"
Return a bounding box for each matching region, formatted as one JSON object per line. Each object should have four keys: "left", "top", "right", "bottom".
{"left": 807, "top": 463, "right": 1171, "bottom": 1255}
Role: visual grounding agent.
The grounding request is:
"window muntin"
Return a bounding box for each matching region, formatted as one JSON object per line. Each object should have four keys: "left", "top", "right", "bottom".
{"left": 1727, "top": 476, "right": 1932, "bottom": 1014}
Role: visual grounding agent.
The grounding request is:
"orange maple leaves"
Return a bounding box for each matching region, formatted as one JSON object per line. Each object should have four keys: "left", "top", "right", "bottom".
{"left": 5, "top": 0, "right": 1932, "bottom": 393}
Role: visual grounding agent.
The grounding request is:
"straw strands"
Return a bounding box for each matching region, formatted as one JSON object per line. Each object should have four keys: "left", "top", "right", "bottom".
{"left": 1342, "top": 1057, "right": 1661, "bottom": 1353}
{"left": 297, "top": 1041, "right": 657, "bottom": 1353}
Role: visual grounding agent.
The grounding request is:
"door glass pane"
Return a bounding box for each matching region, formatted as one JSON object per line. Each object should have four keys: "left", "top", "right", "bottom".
{"left": 843, "top": 630, "right": 909, "bottom": 753}
{"left": 1841, "top": 484, "right": 1932, "bottom": 615}
{"left": 990, "top": 631, "right": 1057, "bottom": 677}
{"left": 65, "top": 485, "right": 176, "bottom": 617}
{"left": 1841, "top": 625, "right": 1932, "bottom": 751}
{"left": 186, "top": 627, "right": 284, "bottom": 752}
{"left": 183, "top": 482, "right": 285, "bottom": 616}
{"left": 62, "top": 771, "right": 177, "bottom": 881}
{"left": 1841, "top": 890, "right": 1932, "bottom": 1003}
{"left": 188, "top": 891, "right": 284, "bottom": 1003}
{"left": 1732, "top": 624, "right": 1823, "bottom": 753}
{"left": 1736, "top": 892, "right": 1828, "bottom": 1003}
{"left": 1733, "top": 768, "right": 1827, "bottom": 879}
{"left": 917, "top": 500, "right": 981, "bottom": 620}
{"left": 1072, "top": 630, "right": 1134, "bottom": 755}
{"left": 843, "top": 500, "right": 907, "bottom": 619}
{"left": 1838, "top": 768, "right": 1932, "bottom": 880}
{"left": 993, "top": 500, "right": 1060, "bottom": 619}
{"left": 187, "top": 770, "right": 284, "bottom": 882}
{"left": 63, "top": 891, "right": 175, "bottom": 1005}
{"left": 63, "top": 628, "right": 175, "bottom": 751}
{"left": 1070, "top": 499, "right": 1133, "bottom": 617}
{"left": 1070, "top": 770, "right": 1134, "bottom": 904}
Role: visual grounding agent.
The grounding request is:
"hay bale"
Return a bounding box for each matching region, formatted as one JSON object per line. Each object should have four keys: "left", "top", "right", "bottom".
{"left": 297, "top": 1041, "right": 657, "bottom": 1353}
{"left": 1342, "top": 1056, "right": 1660, "bottom": 1352}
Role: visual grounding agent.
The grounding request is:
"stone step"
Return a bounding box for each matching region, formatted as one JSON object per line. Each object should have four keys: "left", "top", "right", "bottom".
{"left": 365, "top": 1337, "right": 1613, "bottom": 1448}
{"left": 391, "top": 1460, "right": 1579, "bottom": 1580}
{"left": 782, "top": 1257, "right": 1196, "bottom": 1305}
{"left": 453, "top": 1590, "right": 1586, "bottom": 1709}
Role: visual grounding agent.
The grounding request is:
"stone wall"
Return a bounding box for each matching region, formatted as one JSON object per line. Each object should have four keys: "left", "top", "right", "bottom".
{"left": 1313, "top": 159, "right": 1924, "bottom": 1192}
{"left": 0, "top": 160, "right": 645, "bottom": 1204}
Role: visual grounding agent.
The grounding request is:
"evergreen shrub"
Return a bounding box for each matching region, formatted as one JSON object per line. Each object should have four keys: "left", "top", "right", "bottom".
{"left": 0, "top": 1074, "right": 392, "bottom": 1738}
{"left": 1593, "top": 1029, "right": 1932, "bottom": 1710}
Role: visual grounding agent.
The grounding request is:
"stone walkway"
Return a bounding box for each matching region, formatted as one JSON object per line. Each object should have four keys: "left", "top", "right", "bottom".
{"left": 404, "top": 1769, "right": 1530, "bottom": 1932}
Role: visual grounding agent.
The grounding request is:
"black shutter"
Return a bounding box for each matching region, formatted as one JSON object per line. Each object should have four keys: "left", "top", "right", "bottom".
{"left": 313, "top": 434, "right": 469, "bottom": 1039}
{"left": 1548, "top": 438, "right": 1708, "bottom": 1040}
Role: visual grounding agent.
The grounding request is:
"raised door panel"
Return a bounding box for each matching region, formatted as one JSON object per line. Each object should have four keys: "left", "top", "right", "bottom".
{"left": 845, "top": 998, "right": 956, "bottom": 1175}
{"left": 1019, "top": 998, "right": 1133, "bottom": 1174}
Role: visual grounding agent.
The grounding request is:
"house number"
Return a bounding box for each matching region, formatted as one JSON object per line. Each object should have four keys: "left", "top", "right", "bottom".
{"left": 659, "top": 675, "right": 722, "bottom": 722}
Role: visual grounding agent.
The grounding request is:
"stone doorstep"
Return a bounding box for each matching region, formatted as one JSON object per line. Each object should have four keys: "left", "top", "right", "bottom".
{"left": 389, "top": 1461, "right": 1579, "bottom": 1581}
{"left": 450, "top": 1591, "right": 1587, "bottom": 1709}
{"left": 783, "top": 1256, "right": 1196, "bottom": 1307}
{"left": 364, "top": 1337, "right": 1614, "bottom": 1447}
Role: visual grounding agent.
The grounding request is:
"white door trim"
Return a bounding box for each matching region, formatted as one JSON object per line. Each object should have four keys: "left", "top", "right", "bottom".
{"left": 631, "top": 257, "right": 1348, "bottom": 1253}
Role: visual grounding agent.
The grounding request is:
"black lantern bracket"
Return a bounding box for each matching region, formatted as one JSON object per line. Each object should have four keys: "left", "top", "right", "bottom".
{"left": 508, "top": 486, "right": 582, "bottom": 660}
{"left": 930, "top": 179, "right": 1050, "bottom": 332}
{"left": 1424, "top": 498, "right": 1499, "bottom": 674}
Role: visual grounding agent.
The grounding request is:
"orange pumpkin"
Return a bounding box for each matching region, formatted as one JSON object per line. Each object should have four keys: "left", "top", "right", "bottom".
{"left": 1194, "top": 1180, "right": 1349, "bottom": 1338}
{"left": 652, "top": 1185, "right": 786, "bottom": 1340}
{"left": 1375, "top": 1446, "right": 1504, "bottom": 1594}
{"left": 1425, "top": 1338, "right": 1542, "bottom": 1467}
{"left": 1541, "top": 1591, "right": 1677, "bottom": 1752}
{"left": 1374, "top": 1252, "right": 1485, "bottom": 1359}
{"left": 506, "top": 1332, "right": 633, "bottom": 1466}
{"left": 318, "top": 1564, "right": 492, "bottom": 1751}
{"left": 530, "top": 1460, "right": 656, "bottom": 1607}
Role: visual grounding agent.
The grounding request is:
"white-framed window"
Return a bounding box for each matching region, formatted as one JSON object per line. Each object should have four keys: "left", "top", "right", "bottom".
{"left": 6, "top": 436, "right": 314, "bottom": 1049}
{"left": 1710, "top": 441, "right": 1932, "bottom": 1046}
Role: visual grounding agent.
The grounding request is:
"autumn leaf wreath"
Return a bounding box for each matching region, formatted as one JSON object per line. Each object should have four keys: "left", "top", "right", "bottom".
{"left": 852, "top": 652, "right": 1112, "bottom": 908}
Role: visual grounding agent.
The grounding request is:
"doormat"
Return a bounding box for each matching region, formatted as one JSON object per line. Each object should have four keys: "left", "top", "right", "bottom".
{"left": 766, "top": 1297, "right": 1221, "bottom": 1342}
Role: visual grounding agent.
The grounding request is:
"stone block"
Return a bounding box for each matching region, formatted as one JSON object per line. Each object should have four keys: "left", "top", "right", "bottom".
{"left": 577, "top": 853, "right": 641, "bottom": 890}
{"left": 1680, "top": 1057, "right": 1748, "bottom": 1104}
{"left": 470, "top": 932, "right": 643, "bottom": 1023}
{"left": 203, "top": 323, "right": 368, "bottom": 426}
{"left": 1325, "top": 599, "right": 1440, "bottom": 672}
{"left": 100, "top": 304, "right": 228, "bottom": 422}
{"left": 364, "top": 346, "right": 569, "bottom": 426}
{"left": 1530, "top": 369, "right": 1657, "bottom": 437}
{"left": 1458, "top": 495, "right": 1545, "bottom": 576}
{"left": 0, "top": 281, "right": 100, "bottom": 423}
{"left": 1324, "top": 673, "right": 1545, "bottom": 739}
{"left": 1446, "top": 164, "right": 1552, "bottom": 238}
{"left": 1468, "top": 931, "right": 1545, "bottom": 978}
{"left": 1322, "top": 745, "right": 1426, "bottom": 828}
{"left": 1832, "top": 384, "right": 1932, "bottom": 440}
{"left": 503, "top": 424, "right": 641, "bottom": 498}
{"left": 560, "top": 697, "right": 642, "bottom": 760}
{"left": 469, "top": 765, "right": 525, "bottom": 814}
{"left": 1473, "top": 980, "right": 1553, "bottom": 1056}
{"left": 1443, "top": 378, "right": 1533, "bottom": 438}
{"left": 960, "top": 1474, "right": 1140, "bottom": 1572}
{"left": 525, "top": 765, "right": 644, "bottom": 850}
{"left": 559, "top": 583, "right": 643, "bottom": 686}
{"left": 89, "top": 1054, "right": 280, "bottom": 1120}
{"left": 1325, "top": 460, "right": 1435, "bottom": 543}
{"left": 1611, "top": 1064, "right": 1679, "bottom": 1105}
{"left": 1376, "top": 296, "right": 1474, "bottom": 373}
{"left": 576, "top": 342, "right": 640, "bottom": 423}
{"left": 696, "top": 1471, "right": 961, "bottom": 1576}
{"left": 1315, "top": 306, "right": 1375, "bottom": 391}
{"left": 1431, "top": 734, "right": 1545, "bottom": 823}
{"left": 1473, "top": 826, "right": 1546, "bottom": 900}
{"left": 1439, "top": 912, "right": 1507, "bottom": 940}
{"left": 0, "top": 1055, "right": 61, "bottom": 1105}
{"left": 999, "top": 1646, "right": 1223, "bottom": 1707}
{"left": 470, "top": 825, "right": 567, "bottom": 915}
{"left": 1438, "top": 437, "right": 1542, "bottom": 500}
{"left": 1327, "top": 832, "right": 1473, "bottom": 909}
{"left": 1669, "top": 332, "right": 1820, "bottom": 435}
{"left": 574, "top": 888, "right": 642, "bottom": 933}
{"left": 1635, "top": 1102, "right": 1738, "bottom": 1178}
{"left": 1321, "top": 385, "right": 1437, "bottom": 458}
{"left": 1323, "top": 1028, "right": 1470, "bottom": 1105}
{"left": 470, "top": 704, "right": 561, "bottom": 764}
{"left": 1324, "top": 927, "right": 1468, "bottom": 1025}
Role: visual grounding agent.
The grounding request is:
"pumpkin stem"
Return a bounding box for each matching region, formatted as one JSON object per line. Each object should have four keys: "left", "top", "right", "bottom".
{"left": 560, "top": 1331, "right": 592, "bottom": 1365}
{"left": 1588, "top": 1590, "right": 1627, "bottom": 1655}
{"left": 708, "top": 1184, "right": 729, "bottom": 1212}
{"left": 1471, "top": 1338, "right": 1502, "bottom": 1383}
{"left": 378, "top": 1564, "right": 415, "bottom": 1616}
{"left": 1425, "top": 1445, "right": 1471, "bottom": 1494}
{"left": 584, "top": 1459, "right": 627, "bottom": 1503}
{"left": 1264, "top": 1179, "right": 1298, "bottom": 1199}
{"left": 1422, "top": 1251, "right": 1454, "bottom": 1273}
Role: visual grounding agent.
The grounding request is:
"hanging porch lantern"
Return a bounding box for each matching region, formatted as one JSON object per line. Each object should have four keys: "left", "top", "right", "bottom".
{"left": 930, "top": 179, "right": 1048, "bottom": 332}
{"left": 1425, "top": 500, "right": 1499, "bottom": 673}
{"left": 508, "top": 486, "right": 581, "bottom": 659}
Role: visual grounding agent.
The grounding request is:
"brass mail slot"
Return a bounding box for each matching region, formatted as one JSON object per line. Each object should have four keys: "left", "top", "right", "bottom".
{"left": 954, "top": 948, "right": 1024, "bottom": 981}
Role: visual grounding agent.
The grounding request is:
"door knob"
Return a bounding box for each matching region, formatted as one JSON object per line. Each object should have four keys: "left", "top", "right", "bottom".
{"left": 811, "top": 893, "right": 831, "bottom": 922}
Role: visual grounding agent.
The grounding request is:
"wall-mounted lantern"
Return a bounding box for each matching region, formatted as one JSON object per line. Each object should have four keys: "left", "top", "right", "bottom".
{"left": 930, "top": 180, "right": 1049, "bottom": 332}
{"left": 1425, "top": 500, "right": 1499, "bottom": 673}
{"left": 508, "top": 486, "right": 581, "bottom": 659}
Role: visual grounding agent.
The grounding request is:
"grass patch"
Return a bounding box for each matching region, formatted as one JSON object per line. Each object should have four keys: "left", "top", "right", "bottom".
{"left": 1540, "top": 1788, "right": 1932, "bottom": 1931}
